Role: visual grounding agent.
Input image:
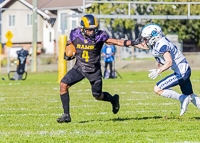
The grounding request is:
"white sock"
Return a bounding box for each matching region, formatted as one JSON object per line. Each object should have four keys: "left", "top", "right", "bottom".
{"left": 191, "top": 94, "right": 200, "bottom": 110}
{"left": 161, "top": 89, "right": 187, "bottom": 102}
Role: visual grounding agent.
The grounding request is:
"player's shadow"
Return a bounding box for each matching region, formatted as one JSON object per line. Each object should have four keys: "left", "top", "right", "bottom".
{"left": 78, "top": 116, "right": 162, "bottom": 123}
{"left": 111, "top": 116, "right": 163, "bottom": 121}
{"left": 193, "top": 117, "right": 200, "bottom": 120}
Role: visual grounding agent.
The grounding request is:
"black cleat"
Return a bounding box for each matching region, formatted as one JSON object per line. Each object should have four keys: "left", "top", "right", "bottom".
{"left": 57, "top": 113, "right": 71, "bottom": 123}
{"left": 112, "top": 94, "right": 120, "bottom": 114}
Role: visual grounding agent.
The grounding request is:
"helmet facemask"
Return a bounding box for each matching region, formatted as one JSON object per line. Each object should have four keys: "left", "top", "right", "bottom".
{"left": 81, "top": 27, "right": 98, "bottom": 40}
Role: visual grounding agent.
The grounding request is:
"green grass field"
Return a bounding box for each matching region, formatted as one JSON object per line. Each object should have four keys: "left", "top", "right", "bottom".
{"left": 0, "top": 71, "right": 200, "bottom": 142}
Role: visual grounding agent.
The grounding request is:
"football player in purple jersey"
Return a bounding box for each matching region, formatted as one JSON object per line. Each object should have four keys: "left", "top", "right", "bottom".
{"left": 57, "top": 14, "right": 144, "bottom": 123}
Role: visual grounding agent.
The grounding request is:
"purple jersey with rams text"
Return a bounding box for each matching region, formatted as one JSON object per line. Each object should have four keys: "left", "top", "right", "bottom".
{"left": 70, "top": 28, "right": 109, "bottom": 72}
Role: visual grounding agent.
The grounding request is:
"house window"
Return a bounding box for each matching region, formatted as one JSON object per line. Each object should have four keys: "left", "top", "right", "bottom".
{"left": 72, "top": 20, "right": 76, "bottom": 29}
{"left": 9, "top": 15, "right": 15, "bottom": 27}
{"left": 60, "top": 13, "right": 67, "bottom": 30}
{"left": 27, "top": 14, "right": 32, "bottom": 26}
{"left": 70, "top": 12, "right": 78, "bottom": 30}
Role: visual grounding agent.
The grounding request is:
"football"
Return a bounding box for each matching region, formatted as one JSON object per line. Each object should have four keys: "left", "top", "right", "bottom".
{"left": 65, "top": 44, "right": 77, "bottom": 57}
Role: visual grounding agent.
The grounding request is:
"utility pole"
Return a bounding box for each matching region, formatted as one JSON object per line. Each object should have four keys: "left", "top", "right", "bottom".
{"left": 83, "top": 0, "right": 85, "bottom": 14}
{"left": 32, "top": 0, "right": 37, "bottom": 72}
{"left": 0, "top": 0, "right": 2, "bottom": 43}
{"left": 0, "top": 7, "right": 2, "bottom": 73}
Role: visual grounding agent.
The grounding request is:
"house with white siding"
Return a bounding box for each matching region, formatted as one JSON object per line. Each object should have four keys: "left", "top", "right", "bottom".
{"left": 0, "top": 0, "right": 91, "bottom": 58}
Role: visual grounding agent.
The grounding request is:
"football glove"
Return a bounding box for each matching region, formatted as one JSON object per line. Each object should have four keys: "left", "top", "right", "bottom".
{"left": 131, "top": 37, "right": 143, "bottom": 46}
{"left": 148, "top": 69, "right": 162, "bottom": 80}
{"left": 64, "top": 52, "right": 76, "bottom": 61}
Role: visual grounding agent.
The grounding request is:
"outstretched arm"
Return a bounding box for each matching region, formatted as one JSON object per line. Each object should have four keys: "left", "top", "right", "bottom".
{"left": 105, "top": 38, "right": 141, "bottom": 47}
{"left": 105, "top": 38, "right": 130, "bottom": 46}
{"left": 105, "top": 38, "right": 149, "bottom": 50}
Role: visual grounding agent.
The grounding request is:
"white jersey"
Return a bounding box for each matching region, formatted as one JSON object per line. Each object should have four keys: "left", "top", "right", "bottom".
{"left": 151, "top": 36, "right": 189, "bottom": 77}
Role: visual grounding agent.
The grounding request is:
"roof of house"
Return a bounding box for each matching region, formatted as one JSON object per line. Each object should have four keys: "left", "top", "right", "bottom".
{"left": 0, "top": 0, "right": 50, "bottom": 19}
{"left": 24, "top": 0, "right": 92, "bottom": 10}
{"left": 0, "top": 0, "right": 93, "bottom": 19}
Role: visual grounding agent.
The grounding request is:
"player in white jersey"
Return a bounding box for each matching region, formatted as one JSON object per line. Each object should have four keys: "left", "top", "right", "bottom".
{"left": 137, "top": 23, "right": 200, "bottom": 116}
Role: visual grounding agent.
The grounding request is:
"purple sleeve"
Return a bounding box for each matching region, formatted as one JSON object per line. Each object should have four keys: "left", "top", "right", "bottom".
{"left": 96, "top": 31, "right": 109, "bottom": 43}
{"left": 70, "top": 30, "right": 75, "bottom": 42}
{"left": 70, "top": 28, "right": 82, "bottom": 42}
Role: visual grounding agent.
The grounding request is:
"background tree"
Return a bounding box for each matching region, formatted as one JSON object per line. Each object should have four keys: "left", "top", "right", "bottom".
{"left": 151, "top": 0, "right": 200, "bottom": 47}
{"left": 86, "top": 0, "right": 138, "bottom": 39}
{"left": 86, "top": 0, "right": 200, "bottom": 49}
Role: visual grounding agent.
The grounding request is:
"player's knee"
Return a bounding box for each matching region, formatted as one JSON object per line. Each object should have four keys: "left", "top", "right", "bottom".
{"left": 60, "top": 82, "right": 69, "bottom": 95}
{"left": 154, "top": 85, "right": 163, "bottom": 95}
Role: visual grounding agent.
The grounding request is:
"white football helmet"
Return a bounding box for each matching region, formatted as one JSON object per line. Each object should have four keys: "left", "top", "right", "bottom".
{"left": 140, "top": 23, "right": 163, "bottom": 47}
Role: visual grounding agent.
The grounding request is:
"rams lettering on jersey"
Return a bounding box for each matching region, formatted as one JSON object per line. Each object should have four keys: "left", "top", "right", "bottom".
{"left": 77, "top": 44, "right": 94, "bottom": 50}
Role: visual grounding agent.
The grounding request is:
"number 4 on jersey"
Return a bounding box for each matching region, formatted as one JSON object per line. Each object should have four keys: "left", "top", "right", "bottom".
{"left": 82, "top": 50, "right": 89, "bottom": 62}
